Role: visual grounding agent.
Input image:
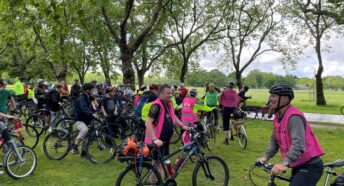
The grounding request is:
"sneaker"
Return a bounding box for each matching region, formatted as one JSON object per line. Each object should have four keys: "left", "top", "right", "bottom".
{"left": 0, "top": 171, "right": 4, "bottom": 175}
{"left": 70, "top": 147, "right": 79, "bottom": 154}
{"left": 223, "top": 139, "right": 228, "bottom": 145}
{"left": 230, "top": 136, "right": 234, "bottom": 141}
{"left": 80, "top": 151, "right": 87, "bottom": 158}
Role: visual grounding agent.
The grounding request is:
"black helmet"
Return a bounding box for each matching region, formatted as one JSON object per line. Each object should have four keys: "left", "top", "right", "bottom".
{"left": 227, "top": 81, "right": 235, "bottom": 88}
{"left": 269, "top": 84, "right": 294, "bottom": 100}
{"left": 83, "top": 83, "right": 94, "bottom": 91}
{"left": 189, "top": 89, "right": 197, "bottom": 97}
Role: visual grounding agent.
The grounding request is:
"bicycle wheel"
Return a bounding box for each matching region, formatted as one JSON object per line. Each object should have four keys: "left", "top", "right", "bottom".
{"left": 171, "top": 125, "right": 182, "bottom": 144}
{"left": 341, "top": 106, "right": 344, "bottom": 115}
{"left": 249, "top": 165, "right": 271, "bottom": 186}
{"left": 43, "top": 130, "right": 70, "bottom": 160}
{"left": 4, "top": 145, "right": 37, "bottom": 179}
{"left": 206, "top": 123, "right": 216, "bottom": 151}
{"left": 21, "top": 124, "right": 39, "bottom": 149}
{"left": 0, "top": 136, "right": 24, "bottom": 167}
{"left": 26, "top": 114, "right": 45, "bottom": 136}
{"left": 237, "top": 125, "right": 247, "bottom": 150}
{"left": 192, "top": 155, "right": 229, "bottom": 186}
{"left": 85, "top": 132, "right": 116, "bottom": 164}
{"left": 115, "top": 162, "right": 162, "bottom": 186}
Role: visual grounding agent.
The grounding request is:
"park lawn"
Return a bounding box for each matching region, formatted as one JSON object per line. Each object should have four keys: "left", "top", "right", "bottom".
{"left": 1, "top": 120, "right": 343, "bottom": 186}
{"left": 194, "top": 88, "right": 344, "bottom": 115}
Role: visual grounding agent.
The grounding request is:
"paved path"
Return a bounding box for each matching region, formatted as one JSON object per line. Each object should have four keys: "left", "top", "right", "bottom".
{"left": 304, "top": 113, "right": 344, "bottom": 124}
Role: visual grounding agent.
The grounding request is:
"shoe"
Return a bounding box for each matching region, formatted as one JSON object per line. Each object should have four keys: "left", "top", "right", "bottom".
{"left": 0, "top": 171, "right": 4, "bottom": 175}
{"left": 223, "top": 139, "right": 228, "bottom": 145}
{"left": 80, "top": 151, "right": 87, "bottom": 158}
{"left": 70, "top": 146, "right": 79, "bottom": 154}
{"left": 230, "top": 136, "right": 234, "bottom": 141}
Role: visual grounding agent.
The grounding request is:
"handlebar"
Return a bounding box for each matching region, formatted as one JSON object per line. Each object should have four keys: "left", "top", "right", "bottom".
{"left": 254, "top": 160, "right": 274, "bottom": 171}
{"left": 324, "top": 159, "right": 344, "bottom": 168}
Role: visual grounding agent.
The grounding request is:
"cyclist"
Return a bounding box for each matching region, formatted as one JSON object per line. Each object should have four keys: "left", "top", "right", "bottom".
{"left": 70, "top": 79, "right": 81, "bottom": 101}
{"left": 0, "top": 79, "right": 16, "bottom": 114}
{"left": 27, "top": 82, "right": 35, "bottom": 101}
{"left": 238, "top": 86, "right": 251, "bottom": 104}
{"left": 71, "top": 83, "right": 101, "bottom": 155}
{"left": 181, "top": 89, "right": 213, "bottom": 145}
{"left": 203, "top": 83, "right": 219, "bottom": 129}
{"left": 178, "top": 83, "right": 188, "bottom": 100}
{"left": 13, "top": 76, "right": 25, "bottom": 96}
{"left": 0, "top": 111, "right": 16, "bottom": 175}
{"left": 145, "top": 84, "right": 188, "bottom": 177}
{"left": 257, "top": 84, "right": 324, "bottom": 186}
{"left": 46, "top": 83, "right": 64, "bottom": 132}
{"left": 101, "top": 87, "right": 119, "bottom": 136}
{"left": 60, "top": 81, "right": 69, "bottom": 97}
{"left": 218, "top": 81, "right": 239, "bottom": 144}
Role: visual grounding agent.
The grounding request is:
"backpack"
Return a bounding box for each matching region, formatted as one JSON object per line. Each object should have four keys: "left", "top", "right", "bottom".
{"left": 134, "top": 94, "right": 150, "bottom": 118}
{"left": 118, "top": 136, "right": 149, "bottom": 158}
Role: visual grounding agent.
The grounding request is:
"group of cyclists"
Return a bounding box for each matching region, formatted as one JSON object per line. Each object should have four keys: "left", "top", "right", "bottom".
{"left": 0, "top": 76, "right": 339, "bottom": 186}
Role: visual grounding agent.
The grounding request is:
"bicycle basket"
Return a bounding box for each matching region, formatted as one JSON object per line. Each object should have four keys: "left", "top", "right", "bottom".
{"left": 117, "top": 136, "right": 149, "bottom": 158}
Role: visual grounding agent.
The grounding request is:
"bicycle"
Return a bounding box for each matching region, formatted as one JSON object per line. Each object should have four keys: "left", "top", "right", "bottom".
{"left": 115, "top": 125, "right": 229, "bottom": 186}
{"left": 6, "top": 118, "right": 39, "bottom": 149}
{"left": 43, "top": 119, "right": 116, "bottom": 164}
{"left": 25, "top": 103, "right": 74, "bottom": 136}
{"left": 0, "top": 125, "right": 37, "bottom": 179}
{"left": 249, "top": 159, "right": 344, "bottom": 186}
{"left": 202, "top": 110, "right": 217, "bottom": 151}
{"left": 230, "top": 109, "right": 247, "bottom": 149}
{"left": 240, "top": 99, "right": 259, "bottom": 120}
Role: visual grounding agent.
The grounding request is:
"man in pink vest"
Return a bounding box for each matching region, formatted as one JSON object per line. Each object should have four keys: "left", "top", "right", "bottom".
{"left": 218, "top": 81, "right": 239, "bottom": 144}
{"left": 258, "top": 84, "right": 324, "bottom": 186}
{"left": 145, "top": 84, "right": 188, "bottom": 176}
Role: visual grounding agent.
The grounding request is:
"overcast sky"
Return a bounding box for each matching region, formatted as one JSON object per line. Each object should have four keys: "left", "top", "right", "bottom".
{"left": 199, "top": 35, "right": 344, "bottom": 78}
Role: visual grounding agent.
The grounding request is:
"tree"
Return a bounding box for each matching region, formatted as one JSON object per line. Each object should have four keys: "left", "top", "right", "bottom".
{"left": 289, "top": 0, "right": 338, "bottom": 105}
{"left": 165, "top": 0, "right": 231, "bottom": 83}
{"left": 221, "top": 0, "right": 284, "bottom": 89}
{"left": 101, "top": 0, "right": 168, "bottom": 87}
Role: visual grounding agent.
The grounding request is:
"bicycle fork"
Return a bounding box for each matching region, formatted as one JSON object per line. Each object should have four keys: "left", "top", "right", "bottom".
{"left": 7, "top": 140, "right": 25, "bottom": 164}
{"left": 200, "top": 158, "right": 215, "bottom": 180}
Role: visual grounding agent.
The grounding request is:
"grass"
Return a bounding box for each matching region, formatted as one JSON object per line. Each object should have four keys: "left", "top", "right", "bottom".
{"left": 194, "top": 88, "right": 344, "bottom": 115}
{"left": 1, "top": 120, "right": 343, "bottom": 186}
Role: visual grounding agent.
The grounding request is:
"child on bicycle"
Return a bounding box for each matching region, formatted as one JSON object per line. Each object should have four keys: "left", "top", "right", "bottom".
{"left": 0, "top": 112, "right": 16, "bottom": 175}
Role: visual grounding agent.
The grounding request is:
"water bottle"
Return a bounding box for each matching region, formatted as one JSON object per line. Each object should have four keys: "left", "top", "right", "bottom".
{"left": 0, "top": 138, "right": 5, "bottom": 146}
{"left": 165, "top": 159, "right": 174, "bottom": 177}
{"left": 173, "top": 155, "right": 185, "bottom": 171}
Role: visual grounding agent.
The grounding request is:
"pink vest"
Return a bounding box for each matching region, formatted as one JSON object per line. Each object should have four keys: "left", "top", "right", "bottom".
{"left": 221, "top": 88, "right": 238, "bottom": 107}
{"left": 273, "top": 105, "right": 324, "bottom": 167}
{"left": 181, "top": 97, "right": 198, "bottom": 124}
{"left": 144, "top": 98, "right": 176, "bottom": 144}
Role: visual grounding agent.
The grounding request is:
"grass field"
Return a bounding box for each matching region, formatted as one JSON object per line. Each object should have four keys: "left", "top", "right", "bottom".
{"left": 1, "top": 120, "right": 343, "bottom": 186}
{"left": 194, "top": 88, "right": 344, "bottom": 115}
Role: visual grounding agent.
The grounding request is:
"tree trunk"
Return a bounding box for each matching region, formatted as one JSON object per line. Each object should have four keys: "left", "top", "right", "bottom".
{"left": 56, "top": 64, "right": 68, "bottom": 83}
{"left": 104, "top": 71, "right": 111, "bottom": 86}
{"left": 235, "top": 71, "right": 243, "bottom": 90}
{"left": 120, "top": 49, "right": 135, "bottom": 88}
{"left": 180, "top": 58, "right": 188, "bottom": 83}
{"left": 137, "top": 69, "right": 145, "bottom": 87}
{"left": 315, "top": 37, "right": 326, "bottom": 105}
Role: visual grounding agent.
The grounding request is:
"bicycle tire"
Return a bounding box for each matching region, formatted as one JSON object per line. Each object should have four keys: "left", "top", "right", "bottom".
{"left": 248, "top": 165, "right": 271, "bottom": 186}
{"left": 206, "top": 124, "right": 216, "bottom": 151}
{"left": 192, "top": 155, "right": 229, "bottom": 186}
{"left": 4, "top": 145, "right": 37, "bottom": 179}
{"left": 341, "top": 106, "right": 344, "bottom": 115}
{"left": 237, "top": 125, "right": 247, "bottom": 150}
{"left": 21, "top": 124, "right": 39, "bottom": 149}
{"left": 85, "top": 132, "right": 116, "bottom": 164}
{"left": 26, "top": 114, "right": 45, "bottom": 136}
{"left": 43, "top": 130, "right": 70, "bottom": 160}
{"left": 115, "top": 162, "right": 163, "bottom": 186}
{"left": 0, "top": 136, "right": 24, "bottom": 167}
{"left": 54, "top": 117, "right": 75, "bottom": 131}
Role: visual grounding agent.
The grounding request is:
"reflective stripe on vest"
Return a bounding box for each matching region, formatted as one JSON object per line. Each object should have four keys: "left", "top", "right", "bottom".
{"left": 273, "top": 105, "right": 324, "bottom": 167}
{"left": 144, "top": 98, "right": 176, "bottom": 144}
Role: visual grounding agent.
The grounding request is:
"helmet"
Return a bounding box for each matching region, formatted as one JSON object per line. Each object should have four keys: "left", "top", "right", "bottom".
{"left": 269, "top": 84, "right": 294, "bottom": 100}
{"left": 140, "top": 85, "right": 147, "bottom": 90}
{"left": 189, "top": 89, "right": 197, "bottom": 97}
{"left": 180, "top": 83, "right": 184, "bottom": 87}
{"left": 105, "top": 87, "right": 115, "bottom": 93}
{"left": 138, "top": 90, "right": 144, "bottom": 95}
{"left": 244, "top": 86, "right": 249, "bottom": 90}
{"left": 37, "top": 79, "right": 44, "bottom": 84}
{"left": 227, "top": 81, "right": 235, "bottom": 88}
{"left": 149, "top": 84, "right": 159, "bottom": 90}
{"left": 83, "top": 83, "right": 95, "bottom": 91}
{"left": 208, "top": 83, "right": 215, "bottom": 87}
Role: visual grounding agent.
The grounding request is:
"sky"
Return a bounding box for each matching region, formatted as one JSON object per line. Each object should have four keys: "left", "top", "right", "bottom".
{"left": 199, "top": 36, "right": 344, "bottom": 78}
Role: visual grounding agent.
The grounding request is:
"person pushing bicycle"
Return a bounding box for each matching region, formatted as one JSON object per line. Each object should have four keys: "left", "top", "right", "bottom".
{"left": 257, "top": 84, "right": 324, "bottom": 186}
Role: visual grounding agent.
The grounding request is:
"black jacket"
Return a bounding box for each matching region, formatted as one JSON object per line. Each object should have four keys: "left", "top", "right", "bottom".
{"left": 73, "top": 92, "right": 94, "bottom": 124}
{"left": 46, "top": 89, "right": 61, "bottom": 112}
{"left": 70, "top": 84, "right": 81, "bottom": 100}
